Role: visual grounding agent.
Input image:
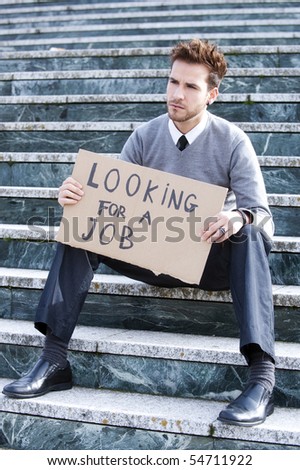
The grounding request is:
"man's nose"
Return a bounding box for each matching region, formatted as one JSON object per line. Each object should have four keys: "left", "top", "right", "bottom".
{"left": 173, "top": 86, "right": 184, "bottom": 100}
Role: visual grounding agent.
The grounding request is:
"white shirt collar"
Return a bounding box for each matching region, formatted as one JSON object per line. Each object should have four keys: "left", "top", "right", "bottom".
{"left": 168, "top": 112, "right": 208, "bottom": 146}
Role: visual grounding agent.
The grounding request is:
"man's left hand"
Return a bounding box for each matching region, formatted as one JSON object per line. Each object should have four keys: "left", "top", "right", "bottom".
{"left": 200, "top": 210, "right": 245, "bottom": 243}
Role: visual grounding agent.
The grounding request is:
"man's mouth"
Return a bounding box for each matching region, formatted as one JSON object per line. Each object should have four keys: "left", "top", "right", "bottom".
{"left": 169, "top": 102, "right": 184, "bottom": 110}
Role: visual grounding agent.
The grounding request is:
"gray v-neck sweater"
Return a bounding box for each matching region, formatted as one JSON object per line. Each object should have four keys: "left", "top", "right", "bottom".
{"left": 120, "top": 112, "right": 274, "bottom": 237}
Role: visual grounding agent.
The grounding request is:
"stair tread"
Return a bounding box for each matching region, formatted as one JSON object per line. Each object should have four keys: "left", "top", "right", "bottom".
{"left": 0, "top": 186, "right": 298, "bottom": 207}
{"left": 1, "top": 0, "right": 299, "bottom": 14}
{"left": 0, "top": 266, "right": 299, "bottom": 307}
{"left": 1, "top": 67, "right": 299, "bottom": 79}
{"left": 2, "top": 18, "right": 299, "bottom": 36}
{"left": 1, "top": 31, "right": 299, "bottom": 48}
{"left": 0, "top": 121, "right": 298, "bottom": 132}
{"left": 1, "top": 44, "right": 300, "bottom": 60}
{"left": 2, "top": 5, "right": 300, "bottom": 27}
{"left": 0, "top": 93, "right": 299, "bottom": 103}
{"left": 0, "top": 317, "right": 299, "bottom": 370}
{"left": 0, "top": 376, "right": 299, "bottom": 445}
{"left": 1, "top": 153, "right": 299, "bottom": 166}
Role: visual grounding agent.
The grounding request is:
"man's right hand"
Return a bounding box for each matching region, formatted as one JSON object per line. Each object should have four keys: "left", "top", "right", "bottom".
{"left": 58, "top": 177, "right": 84, "bottom": 207}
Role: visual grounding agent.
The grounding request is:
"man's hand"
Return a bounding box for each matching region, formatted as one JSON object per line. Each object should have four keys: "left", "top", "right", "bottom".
{"left": 200, "top": 210, "right": 245, "bottom": 243}
{"left": 58, "top": 177, "right": 84, "bottom": 207}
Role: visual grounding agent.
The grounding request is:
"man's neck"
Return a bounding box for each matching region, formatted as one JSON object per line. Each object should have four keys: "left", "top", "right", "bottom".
{"left": 169, "top": 112, "right": 209, "bottom": 145}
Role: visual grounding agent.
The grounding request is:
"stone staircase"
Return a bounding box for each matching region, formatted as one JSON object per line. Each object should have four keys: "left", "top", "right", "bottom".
{"left": 0, "top": 0, "right": 299, "bottom": 450}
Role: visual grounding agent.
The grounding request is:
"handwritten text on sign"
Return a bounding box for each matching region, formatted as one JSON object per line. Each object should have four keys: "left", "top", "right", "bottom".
{"left": 56, "top": 149, "right": 227, "bottom": 284}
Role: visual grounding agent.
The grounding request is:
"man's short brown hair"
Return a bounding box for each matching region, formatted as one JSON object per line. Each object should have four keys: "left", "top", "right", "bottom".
{"left": 170, "top": 39, "right": 227, "bottom": 89}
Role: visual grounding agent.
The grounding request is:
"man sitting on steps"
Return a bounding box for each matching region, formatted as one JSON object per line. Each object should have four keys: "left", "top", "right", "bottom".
{"left": 3, "top": 38, "right": 276, "bottom": 427}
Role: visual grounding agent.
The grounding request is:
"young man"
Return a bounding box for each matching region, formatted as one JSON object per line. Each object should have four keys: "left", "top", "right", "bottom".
{"left": 3, "top": 39, "right": 276, "bottom": 427}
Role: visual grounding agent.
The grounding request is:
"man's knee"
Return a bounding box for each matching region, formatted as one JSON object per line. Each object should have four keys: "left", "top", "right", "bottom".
{"left": 230, "top": 224, "right": 273, "bottom": 255}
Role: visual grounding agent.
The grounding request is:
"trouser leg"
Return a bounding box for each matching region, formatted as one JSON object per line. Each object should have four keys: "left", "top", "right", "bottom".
{"left": 229, "top": 225, "right": 275, "bottom": 363}
{"left": 35, "top": 224, "right": 275, "bottom": 364}
{"left": 35, "top": 243, "right": 96, "bottom": 343}
{"left": 34, "top": 240, "right": 229, "bottom": 344}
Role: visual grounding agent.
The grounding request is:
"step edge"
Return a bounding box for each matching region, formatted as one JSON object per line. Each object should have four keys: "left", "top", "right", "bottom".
{"left": 1, "top": 153, "right": 299, "bottom": 167}
{"left": 1, "top": 45, "right": 300, "bottom": 59}
{"left": 0, "top": 377, "right": 299, "bottom": 445}
{"left": 1, "top": 187, "right": 298, "bottom": 206}
{"left": 0, "top": 267, "right": 299, "bottom": 307}
{"left": 0, "top": 318, "right": 299, "bottom": 370}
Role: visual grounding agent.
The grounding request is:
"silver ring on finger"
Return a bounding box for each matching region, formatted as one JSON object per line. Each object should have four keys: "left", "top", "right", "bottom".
{"left": 219, "top": 227, "right": 226, "bottom": 236}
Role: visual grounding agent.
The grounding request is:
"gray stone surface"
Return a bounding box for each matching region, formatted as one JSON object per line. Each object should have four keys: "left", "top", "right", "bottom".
{"left": 0, "top": 318, "right": 299, "bottom": 371}
{"left": 0, "top": 267, "right": 299, "bottom": 307}
{"left": 0, "top": 378, "right": 299, "bottom": 446}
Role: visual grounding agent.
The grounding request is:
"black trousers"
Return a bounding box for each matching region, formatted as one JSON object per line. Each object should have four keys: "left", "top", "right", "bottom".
{"left": 35, "top": 225, "right": 275, "bottom": 363}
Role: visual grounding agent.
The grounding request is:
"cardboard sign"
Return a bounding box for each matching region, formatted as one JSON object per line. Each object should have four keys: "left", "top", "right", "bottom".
{"left": 56, "top": 149, "right": 227, "bottom": 284}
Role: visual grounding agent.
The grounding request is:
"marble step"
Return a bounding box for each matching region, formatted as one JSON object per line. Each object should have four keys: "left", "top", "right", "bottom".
{"left": 0, "top": 197, "right": 298, "bottom": 237}
{"left": 1, "top": 224, "right": 299, "bottom": 276}
{"left": 1, "top": 19, "right": 299, "bottom": 44}
{"left": 2, "top": 156, "right": 299, "bottom": 194}
{"left": 0, "top": 124, "right": 297, "bottom": 158}
{"left": 2, "top": 0, "right": 299, "bottom": 15}
{"left": 0, "top": 267, "right": 299, "bottom": 308}
{"left": 2, "top": 7, "right": 300, "bottom": 32}
{"left": 0, "top": 31, "right": 299, "bottom": 50}
{"left": 0, "top": 376, "right": 300, "bottom": 449}
{"left": 1, "top": 236, "right": 298, "bottom": 286}
{"left": 0, "top": 318, "right": 299, "bottom": 409}
{"left": 1, "top": 46, "right": 299, "bottom": 72}
{"left": 0, "top": 94, "right": 299, "bottom": 124}
{"left": 0, "top": 186, "right": 298, "bottom": 207}
{"left": 1, "top": 280, "right": 299, "bottom": 345}
{"left": 1, "top": 152, "right": 299, "bottom": 166}
{"left": 0, "top": 68, "right": 299, "bottom": 96}
{"left": 2, "top": 4, "right": 300, "bottom": 26}
{"left": 2, "top": 93, "right": 298, "bottom": 103}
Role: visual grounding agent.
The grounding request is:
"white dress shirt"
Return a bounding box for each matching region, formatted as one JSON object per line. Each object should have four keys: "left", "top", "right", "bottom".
{"left": 168, "top": 112, "right": 209, "bottom": 146}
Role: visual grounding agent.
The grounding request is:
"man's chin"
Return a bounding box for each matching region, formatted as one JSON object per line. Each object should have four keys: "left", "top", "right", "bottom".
{"left": 167, "top": 110, "right": 186, "bottom": 123}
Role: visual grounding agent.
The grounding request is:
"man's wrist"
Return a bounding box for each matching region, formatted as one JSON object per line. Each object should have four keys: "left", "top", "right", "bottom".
{"left": 234, "top": 209, "right": 251, "bottom": 226}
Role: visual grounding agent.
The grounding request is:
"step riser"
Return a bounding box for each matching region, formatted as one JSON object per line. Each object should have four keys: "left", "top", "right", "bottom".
{"left": 0, "top": 240, "right": 298, "bottom": 285}
{"left": 1, "top": 162, "right": 299, "bottom": 194}
{"left": 0, "top": 76, "right": 299, "bottom": 95}
{"left": 1, "top": 287, "right": 299, "bottom": 343}
{"left": 0, "top": 102, "right": 299, "bottom": 123}
{"left": 0, "top": 131, "right": 298, "bottom": 155}
{"left": 1, "top": 410, "right": 296, "bottom": 451}
{"left": 1, "top": 37, "right": 298, "bottom": 51}
{"left": 2, "top": 8, "right": 300, "bottom": 26}
{"left": 1, "top": 343, "right": 299, "bottom": 409}
{"left": 1, "top": 53, "right": 299, "bottom": 72}
{"left": 1, "top": 26, "right": 299, "bottom": 44}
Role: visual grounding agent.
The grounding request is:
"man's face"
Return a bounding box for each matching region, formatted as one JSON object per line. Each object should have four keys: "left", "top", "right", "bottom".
{"left": 167, "top": 59, "right": 218, "bottom": 134}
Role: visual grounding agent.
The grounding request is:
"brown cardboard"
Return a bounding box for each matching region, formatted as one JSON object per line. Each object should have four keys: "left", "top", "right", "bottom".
{"left": 55, "top": 149, "right": 227, "bottom": 284}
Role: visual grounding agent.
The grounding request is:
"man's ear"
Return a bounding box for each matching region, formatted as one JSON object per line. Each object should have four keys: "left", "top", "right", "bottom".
{"left": 207, "top": 87, "right": 219, "bottom": 105}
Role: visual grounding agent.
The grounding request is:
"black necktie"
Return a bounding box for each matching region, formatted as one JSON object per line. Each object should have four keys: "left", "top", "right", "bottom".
{"left": 176, "top": 135, "right": 189, "bottom": 151}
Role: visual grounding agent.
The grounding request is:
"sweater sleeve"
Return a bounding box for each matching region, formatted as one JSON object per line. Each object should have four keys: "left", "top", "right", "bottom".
{"left": 229, "top": 132, "right": 274, "bottom": 238}
{"left": 119, "top": 127, "right": 143, "bottom": 165}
